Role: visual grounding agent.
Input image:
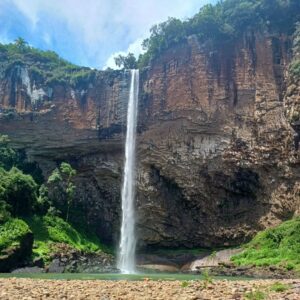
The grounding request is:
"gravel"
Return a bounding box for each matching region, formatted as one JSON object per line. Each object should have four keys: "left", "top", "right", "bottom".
{"left": 0, "top": 278, "right": 299, "bottom": 299}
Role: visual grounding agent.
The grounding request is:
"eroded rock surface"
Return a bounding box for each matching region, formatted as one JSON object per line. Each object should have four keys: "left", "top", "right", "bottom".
{"left": 1, "top": 32, "right": 300, "bottom": 248}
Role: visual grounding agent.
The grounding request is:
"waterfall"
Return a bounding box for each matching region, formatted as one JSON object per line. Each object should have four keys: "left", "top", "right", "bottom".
{"left": 117, "top": 69, "right": 139, "bottom": 274}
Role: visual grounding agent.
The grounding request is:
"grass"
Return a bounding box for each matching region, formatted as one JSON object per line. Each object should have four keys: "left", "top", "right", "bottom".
{"left": 231, "top": 217, "right": 300, "bottom": 271}
{"left": 244, "top": 290, "right": 266, "bottom": 300}
{"left": 23, "top": 215, "right": 107, "bottom": 262}
{"left": 0, "top": 218, "right": 31, "bottom": 253}
{"left": 269, "top": 282, "right": 291, "bottom": 292}
{"left": 181, "top": 281, "right": 190, "bottom": 288}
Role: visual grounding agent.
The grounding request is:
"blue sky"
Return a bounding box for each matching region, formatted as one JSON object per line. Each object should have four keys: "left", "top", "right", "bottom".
{"left": 0, "top": 0, "right": 216, "bottom": 69}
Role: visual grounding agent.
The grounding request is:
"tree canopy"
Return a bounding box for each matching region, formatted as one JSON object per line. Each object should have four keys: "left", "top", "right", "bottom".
{"left": 138, "top": 0, "right": 300, "bottom": 67}
{"left": 114, "top": 53, "right": 137, "bottom": 69}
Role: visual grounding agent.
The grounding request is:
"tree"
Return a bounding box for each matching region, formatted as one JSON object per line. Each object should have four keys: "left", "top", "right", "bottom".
{"left": 0, "top": 135, "right": 17, "bottom": 170}
{"left": 48, "top": 162, "right": 76, "bottom": 222}
{"left": 114, "top": 53, "right": 137, "bottom": 69}
{"left": 0, "top": 167, "right": 38, "bottom": 216}
{"left": 14, "top": 37, "right": 28, "bottom": 51}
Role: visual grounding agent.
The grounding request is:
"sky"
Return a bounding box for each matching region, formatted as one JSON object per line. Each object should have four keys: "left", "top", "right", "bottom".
{"left": 0, "top": 0, "right": 216, "bottom": 69}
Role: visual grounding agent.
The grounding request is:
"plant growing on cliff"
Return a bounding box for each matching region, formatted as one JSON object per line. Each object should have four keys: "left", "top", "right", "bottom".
{"left": 138, "top": 0, "right": 300, "bottom": 67}
{"left": 47, "top": 162, "right": 76, "bottom": 222}
{"left": 290, "top": 23, "right": 300, "bottom": 80}
{"left": 114, "top": 52, "right": 138, "bottom": 69}
{"left": 14, "top": 37, "right": 28, "bottom": 51}
{"left": 0, "top": 41, "right": 95, "bottom": 88}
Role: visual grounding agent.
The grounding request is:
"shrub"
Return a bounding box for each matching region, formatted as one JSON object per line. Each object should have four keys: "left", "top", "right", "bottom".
{"left": 0, "top": 167, "right": 38, "bottom": 216}
{"left": 0, "top": 218, "right": 31, "bottom": 253}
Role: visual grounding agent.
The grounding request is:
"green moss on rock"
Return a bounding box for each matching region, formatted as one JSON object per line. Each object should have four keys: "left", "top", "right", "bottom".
{"left": 0, "top": 218, "right": 33, "bottom": 272}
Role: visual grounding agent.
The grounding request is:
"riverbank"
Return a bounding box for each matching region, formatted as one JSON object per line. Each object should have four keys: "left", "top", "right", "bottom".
{"left": 0, "top": 278, "right": 299, "bottom": 299}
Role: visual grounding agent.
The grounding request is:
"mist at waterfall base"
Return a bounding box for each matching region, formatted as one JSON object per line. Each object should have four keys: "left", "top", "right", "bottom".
{"left": 117, "top": 70, "right": 139, "bottom": 274}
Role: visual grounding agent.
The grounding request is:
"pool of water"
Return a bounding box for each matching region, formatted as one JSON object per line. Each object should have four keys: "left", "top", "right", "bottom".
{"left": 0, "top": 273, "right": 254, "bottom": 281}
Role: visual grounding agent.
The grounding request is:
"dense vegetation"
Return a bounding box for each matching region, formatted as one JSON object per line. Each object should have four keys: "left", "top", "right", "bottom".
{"left": 0, "top": 38, "right": 95, "bottom": 87}
{"left": 232, "top": 217, "right": 300, "bottom": 271}
{"left": 0, "top": 134, "right": 106, "bottom": 268}
{"left": 0, "top": 218, "right": 31, "bottom": 252}
{"left": 138, "top": 0, "right": 300, "bottom": 67}
{"left": 25, "top": 215, "right": 105, "bottom": 262}
{"left": 114, "top": 53, "right": 138, "bottom": 69}
{"left": 289, "top": 23, "right": 300, "bottom": 79}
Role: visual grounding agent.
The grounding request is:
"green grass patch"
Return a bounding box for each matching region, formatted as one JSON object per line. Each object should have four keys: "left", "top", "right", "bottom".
{"left": 244, "top": 290, "right": 266, "bottom": 300}
{"left": 232, "top": 217, "right": 300, "bottom": 271}
{"left": 23, "top": 215, "right": 107, "bottom": 261}
{"left": 181, "top": 281, "right": 190, "bottom": 288}
{"left": 269, "top": 282, "right": 291, "bottom": 292}
{"left": 0, "top": 218, "right": 31, "bottom": 253}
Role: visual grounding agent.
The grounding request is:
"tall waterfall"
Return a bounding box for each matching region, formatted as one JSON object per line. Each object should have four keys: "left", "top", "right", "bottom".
{"left": 117, "top": 70, "right": 139, "bottom": 274}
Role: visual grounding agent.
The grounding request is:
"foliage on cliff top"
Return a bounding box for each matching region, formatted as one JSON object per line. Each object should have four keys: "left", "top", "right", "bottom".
{"left": 138, "top": 0, "right": 300, "bottom": 67}
{"left": 231, "top": 217, "right": 300, "bottom": 271}
{"left": 0, "top": 38, "right": 95, "bottom": 87}
{"left": 0, "top": 218, "right": 31, "bottom": 253}
{"left": 24, "top": 215, "right": 107, "bottom": 261}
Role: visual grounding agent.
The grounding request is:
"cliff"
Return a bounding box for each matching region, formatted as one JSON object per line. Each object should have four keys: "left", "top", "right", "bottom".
{"left": 0, "top": 31, "right": 299, "bottom": 248}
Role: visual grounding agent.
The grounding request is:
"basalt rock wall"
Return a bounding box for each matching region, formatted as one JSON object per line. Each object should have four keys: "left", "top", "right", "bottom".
{"left": 1, "top": 32, "right": 300, "bottom": 248}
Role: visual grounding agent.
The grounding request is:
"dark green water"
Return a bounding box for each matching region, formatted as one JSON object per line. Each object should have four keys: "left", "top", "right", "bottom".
{"left": 0, "top": 273, "right": 253, "bottom": 281}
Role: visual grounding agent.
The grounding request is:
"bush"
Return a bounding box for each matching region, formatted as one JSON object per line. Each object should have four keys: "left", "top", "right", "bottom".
{"left": 0, "top": 167, "right": 38, "bottom": 216}
{"left": 0, "top": 218, "right": 31, "bottom": 253}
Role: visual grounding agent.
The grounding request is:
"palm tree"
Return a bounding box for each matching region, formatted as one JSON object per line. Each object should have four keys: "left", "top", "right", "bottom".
{"left": 14, "top": 37, "right": 28, "bottom": 51}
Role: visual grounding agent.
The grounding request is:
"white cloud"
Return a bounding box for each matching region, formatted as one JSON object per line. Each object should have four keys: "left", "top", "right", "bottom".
{"left": 42, "top": 32, "right": 52, "bottom": 46}
{"left": 8, "top": 0, "right": 215, "bottom": 68}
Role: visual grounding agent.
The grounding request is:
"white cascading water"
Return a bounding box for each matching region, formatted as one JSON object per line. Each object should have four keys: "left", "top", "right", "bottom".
{"left": 117, "top": 69, "right": 139, "bottom": 274}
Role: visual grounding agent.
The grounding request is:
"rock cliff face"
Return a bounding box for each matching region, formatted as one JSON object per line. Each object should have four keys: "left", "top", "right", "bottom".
{"left": 1, "top": 32, "right": 299, "bottom": 248}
